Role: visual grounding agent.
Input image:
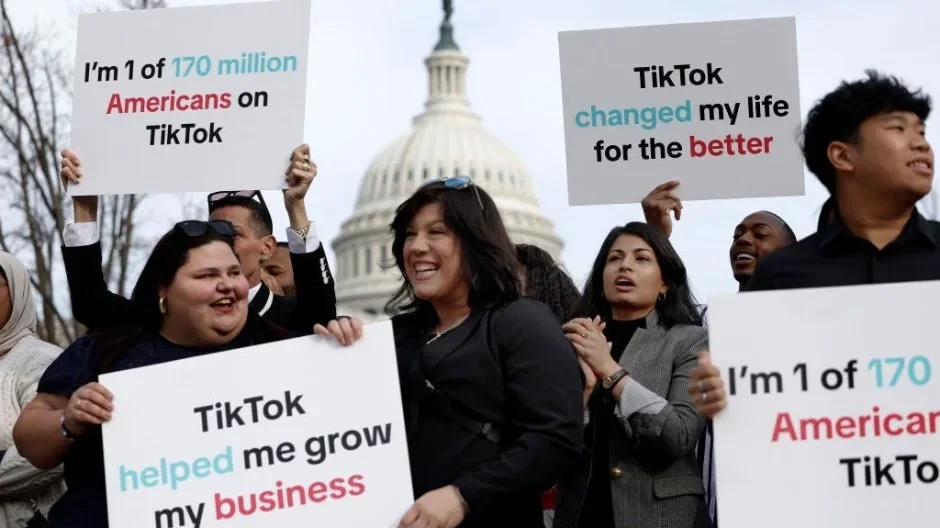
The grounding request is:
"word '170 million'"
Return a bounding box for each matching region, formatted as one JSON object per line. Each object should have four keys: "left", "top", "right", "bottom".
{"left": 83, "top": 52, "right": 298, "bottom": 83}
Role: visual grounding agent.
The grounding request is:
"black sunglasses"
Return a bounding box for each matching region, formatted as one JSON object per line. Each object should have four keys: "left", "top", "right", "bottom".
{"left": 174, "top": 220, "right": 235, "bottom": 238}
{"left": 207, "top": 190, "right": 267, "bottom": 211}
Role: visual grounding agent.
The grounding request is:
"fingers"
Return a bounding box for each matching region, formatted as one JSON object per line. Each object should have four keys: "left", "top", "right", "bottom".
{"left": 651, "top": 180, "right": 680, "bottom": 193}
{"left": 326, "top": 319, "right": 345, "bottom": 345}
{"left": 699, "top": 398, "right": 728, "bottom": 418}
{"left": 61, "top": 157, "right": 82, "bottom": 185}
{"left": 337, "top": 317, "right": 357, "bottom": 345}
{"left": 348, "top": 317, "right": 364, "bottom": 341}
{"left": 61, "top": 148, "right": 81, "bottom": 165}
{"left": 562, "top": 319, "right": 593, "bottom": 337}
{"left": 314, "top": 318, "right": 365, "bottom": 346}
{"left": 86, "top": 382, "right": 114, "bottom": 400}
{"left": 71, "top": 395, "right": 111, "bottom": 422}
{"left": 399, "top": 504, "right": 420, "bottom": 527}
{"left": 289, "top": 143, "right": 311, "bottom": 160}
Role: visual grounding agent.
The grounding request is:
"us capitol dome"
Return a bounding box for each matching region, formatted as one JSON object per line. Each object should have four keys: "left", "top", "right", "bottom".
{"left": 331, "top": 3, "right": 564, "bottom": 319}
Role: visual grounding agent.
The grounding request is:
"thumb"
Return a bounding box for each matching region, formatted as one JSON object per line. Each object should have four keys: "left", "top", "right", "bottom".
{"left": 399, "top": 504, "right": 420, "bottom": 526}
{"left": 698, "top": 349, "right": 712, "bottom": 365}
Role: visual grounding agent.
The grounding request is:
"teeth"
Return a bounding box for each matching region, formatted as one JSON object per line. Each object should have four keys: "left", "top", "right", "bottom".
{"left": 735, "top": 254, "right": 756, "bottom": 261}
{"left": 911, "top": 161, "right": 930, "bottom": 169}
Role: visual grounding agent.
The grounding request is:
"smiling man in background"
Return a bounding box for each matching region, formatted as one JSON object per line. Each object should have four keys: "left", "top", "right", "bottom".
{"left": 728, "top": 211, "right": 796, "bottom": 291}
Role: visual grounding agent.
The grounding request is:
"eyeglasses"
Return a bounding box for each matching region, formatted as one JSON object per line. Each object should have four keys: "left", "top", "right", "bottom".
{"left": 174, "top": 220, "right": 236, "bottom": 238}
{"left": 419, "top": 175, "right": 484, "bottom": 210}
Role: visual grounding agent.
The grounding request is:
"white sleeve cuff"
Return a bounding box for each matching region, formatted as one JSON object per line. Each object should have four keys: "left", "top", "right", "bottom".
{"left": 285, "top": 222, "right": 320, "bottom": 254}
{"left": 63, "top": 221, "right": 100, "bottom": 247}
{"left": 615, "top": 378, "right": 668, "bottom": 418}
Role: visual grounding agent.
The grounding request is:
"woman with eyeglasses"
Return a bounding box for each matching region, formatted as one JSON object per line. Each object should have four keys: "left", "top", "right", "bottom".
{"left": 12, "top": 220, "right": 361, "bottom": 528}
{"left": 315, "top": 176, "right": 584, "bottom": 528}
{"left": 552, "top": 222, "right": 709, "bottom": 528}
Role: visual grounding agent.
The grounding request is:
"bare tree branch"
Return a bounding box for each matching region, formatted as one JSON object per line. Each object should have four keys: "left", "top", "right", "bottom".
{"left": 0, "top": 0, "right": 156, "bottom": 345}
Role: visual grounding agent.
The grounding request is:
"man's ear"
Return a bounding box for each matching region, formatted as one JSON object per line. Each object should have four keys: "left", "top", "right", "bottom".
{"left": 827, "top": 140, "right": 856, "bottom": 175}
{"left": 260, "top": 235, "right": 277, "bottom": 261}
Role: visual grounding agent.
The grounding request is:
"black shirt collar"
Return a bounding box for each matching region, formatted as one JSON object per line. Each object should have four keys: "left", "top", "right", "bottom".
{"left": 819, "top": 208, "right": 936, "bottom": 255}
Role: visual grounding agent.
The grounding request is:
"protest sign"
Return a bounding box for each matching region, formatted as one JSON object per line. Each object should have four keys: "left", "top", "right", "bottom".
{"left": 558, "top": 17, "right": 804, "bottom": 205}
{"left": 68, "top": 0, "right": 311, "bottom": 196}
{"left": 707, "top": 281, "right": 938, "bottom": 528}
{"left": 100, "top": 320, "right": 413, "bottom": 528}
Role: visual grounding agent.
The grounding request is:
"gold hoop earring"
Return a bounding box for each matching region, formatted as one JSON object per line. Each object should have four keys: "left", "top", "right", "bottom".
{"left": 159, "top": 297, "right": 167, "bottom": 314}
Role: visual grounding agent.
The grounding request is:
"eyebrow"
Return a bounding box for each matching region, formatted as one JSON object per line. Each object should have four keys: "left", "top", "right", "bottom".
{"left": 883, "top": 113, "right": 923, "bottom": 126}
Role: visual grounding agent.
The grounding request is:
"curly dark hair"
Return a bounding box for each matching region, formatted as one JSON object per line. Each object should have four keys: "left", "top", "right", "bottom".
{"left": 515, "top": 244, "right": 581, "bottom": 324}
{"left": 802, "top": 70, "right": 931, "bottom": 192}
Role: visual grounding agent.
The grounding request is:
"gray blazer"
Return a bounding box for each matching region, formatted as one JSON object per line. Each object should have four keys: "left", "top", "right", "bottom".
{"left": 554, "top": 310, "right": 710, "bottom": 528}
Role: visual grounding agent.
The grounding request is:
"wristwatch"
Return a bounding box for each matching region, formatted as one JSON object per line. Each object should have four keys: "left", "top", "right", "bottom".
{"left": 601, "top": 368, "right": 629, "bottom": 390}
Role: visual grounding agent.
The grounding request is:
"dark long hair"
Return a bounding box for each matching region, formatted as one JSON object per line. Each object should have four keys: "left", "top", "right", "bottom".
{"left": 515, "top": 243, "right": 581, "bottom": 324}
{"left": 570, "top": 222, "right": 702, "bottom": 328}
{"left": 385, "top": 180, "right": 521, "bottom": 318}
{"left": 92, "top": 223, "right": 285, "bottom": 373}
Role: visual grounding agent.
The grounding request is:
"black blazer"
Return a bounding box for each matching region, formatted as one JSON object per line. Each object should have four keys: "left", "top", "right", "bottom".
{"left": 61, "top": 241, "right": 336, "bottom": 334}
{"left": 392, "top": 299, "right": 584, "bottom": 527}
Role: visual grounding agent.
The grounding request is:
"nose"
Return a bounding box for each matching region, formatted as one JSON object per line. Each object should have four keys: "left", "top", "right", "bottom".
{"left": 734, "top": 232, "right": 755, "bottom": 248}
{"left": 409, "top": 232, "right": 430, "bottom": 253}
{"left": 912, "top": 133, "right": 932, "bottom": 153}
{"left": 217, "top": 274, "right": 234, "bottom": 292}
{"left": 619, "top": 257, "right": 634, "bottom": 272}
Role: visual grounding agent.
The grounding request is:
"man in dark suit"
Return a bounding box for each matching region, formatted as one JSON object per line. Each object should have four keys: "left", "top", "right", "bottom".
{"left": 59, "top": 144, "right": 336, "bottom": 334}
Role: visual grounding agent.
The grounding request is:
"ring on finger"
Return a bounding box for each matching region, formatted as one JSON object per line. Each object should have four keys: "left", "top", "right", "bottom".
{"left": 303, "top": 162, "right": 311, "bottom": 170}
{"left": 698, "top": 379, "right": 705, "bottom": 393}
{"left": 700, "top": 391, "right": 709, "bottom": 403}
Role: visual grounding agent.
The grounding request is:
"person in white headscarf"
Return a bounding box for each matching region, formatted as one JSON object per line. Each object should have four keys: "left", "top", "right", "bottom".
{"left": 0, "top": 251, "right": 65, "bottom": 526}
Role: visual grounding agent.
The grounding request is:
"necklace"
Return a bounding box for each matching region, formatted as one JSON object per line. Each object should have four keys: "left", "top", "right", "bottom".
{"left": 426, "top": 315, "right": 469, "bottom": 344}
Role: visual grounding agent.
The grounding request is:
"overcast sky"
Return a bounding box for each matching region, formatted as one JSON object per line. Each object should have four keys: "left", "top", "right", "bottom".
{"left": 9, "top": 0, "right": 938, "bottom": 306}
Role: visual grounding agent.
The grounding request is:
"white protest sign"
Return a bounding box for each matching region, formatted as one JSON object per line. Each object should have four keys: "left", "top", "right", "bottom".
{"left": 100, "top": 320, "right": 414, "bottom": 528}
{"left": 69, "top": 0, "right": 310, "bottom": 196}
{"left": 558, "top": 17, "right": 804, "bottom": 205}
{"left": 708, "top": 281, "right": 938, "bottom": 528}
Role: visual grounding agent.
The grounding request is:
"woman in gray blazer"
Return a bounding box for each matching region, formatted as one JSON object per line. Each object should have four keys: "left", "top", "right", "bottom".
{"left": 554, "top": 222, "right": 710, "bottom": 528}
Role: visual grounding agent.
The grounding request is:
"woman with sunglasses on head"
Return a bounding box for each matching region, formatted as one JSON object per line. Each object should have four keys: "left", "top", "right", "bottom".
{"left": 315, "top": 176, "right": 584, "bottom": 528}
{"left": 552, "top": 222, "right": 709, "bottom": 528}
{"left": 12, "top": 220, "right": 361, "bottom": 528}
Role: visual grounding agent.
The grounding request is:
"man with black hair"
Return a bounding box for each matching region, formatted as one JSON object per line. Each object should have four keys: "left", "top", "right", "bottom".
{"left": 58, "top": 144, "right": 336, "bottom": 334}
{"left": 263, "top": 241, "right": 296, "bottom": 297}
{"left": 746, "top": 70, "right": 937, "bottom": 291}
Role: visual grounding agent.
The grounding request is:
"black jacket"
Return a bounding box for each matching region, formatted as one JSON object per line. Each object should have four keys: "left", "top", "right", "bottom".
{"left": 61, "top": 241, "right": 336, "bottom": 334}
{"left": 392, "top": 299, "right": 584, "bottom": 527}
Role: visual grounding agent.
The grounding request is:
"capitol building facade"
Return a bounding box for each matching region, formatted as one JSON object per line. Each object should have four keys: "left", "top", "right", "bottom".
{"left": 331, "top": 7, "right": 563, "bottom": 320}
